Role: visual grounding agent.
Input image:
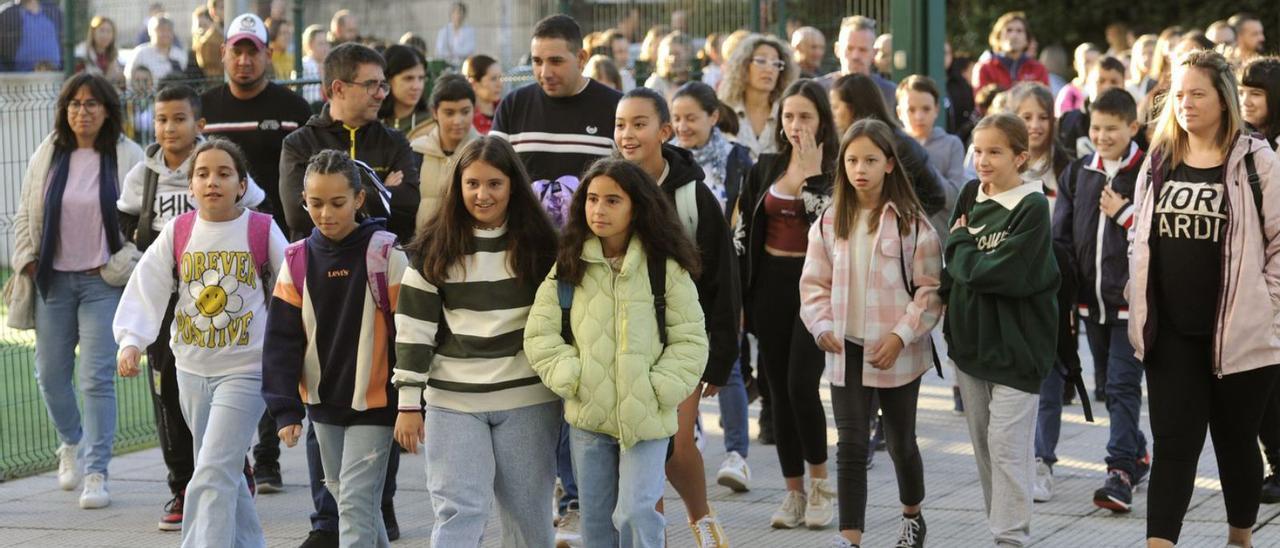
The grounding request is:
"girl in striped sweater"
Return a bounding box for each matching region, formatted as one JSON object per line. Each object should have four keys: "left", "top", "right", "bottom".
{"left": 261, "top": 150, "right": 409, "bottom": 547}
{"left": 391, "top": 136, "right": 562, "bottom": 547}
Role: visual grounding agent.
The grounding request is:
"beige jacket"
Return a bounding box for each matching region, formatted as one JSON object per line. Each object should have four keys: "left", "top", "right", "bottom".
{"left": 410, "top": 124, "right": 480, "bottom": 228}
{"left": 12, "top": 134, "right": 145, "bottom": 273}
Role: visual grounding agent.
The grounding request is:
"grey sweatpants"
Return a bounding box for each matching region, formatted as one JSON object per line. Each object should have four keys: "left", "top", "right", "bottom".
{"left": 955, "top": 367, "right": 1039, "bottom": 547}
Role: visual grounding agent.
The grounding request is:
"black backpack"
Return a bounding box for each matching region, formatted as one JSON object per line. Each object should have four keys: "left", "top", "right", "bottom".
{"left": 556, "top": 255, "right": 667, "bottom": 347}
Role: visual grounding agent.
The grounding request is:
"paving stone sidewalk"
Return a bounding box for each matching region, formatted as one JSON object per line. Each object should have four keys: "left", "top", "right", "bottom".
{"left": 2, "top": 336, "right": 1279, "bottom": 547}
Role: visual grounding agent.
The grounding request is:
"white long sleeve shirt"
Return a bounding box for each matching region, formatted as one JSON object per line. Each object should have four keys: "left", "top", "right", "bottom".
{"left": 113, "top": 209, "right": 287, "bottom": 377}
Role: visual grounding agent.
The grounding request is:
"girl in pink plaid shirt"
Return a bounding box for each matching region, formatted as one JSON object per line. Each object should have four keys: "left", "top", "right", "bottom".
{"left": 799, "top": 119, "right": 943, "bottom": 548}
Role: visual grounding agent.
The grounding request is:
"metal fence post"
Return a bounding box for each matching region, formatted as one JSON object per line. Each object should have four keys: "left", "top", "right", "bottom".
{"left": 891, "top": 0, "right": 947, "bottom": 126}
{"left": 293, "top": 0, "right": 305, "bottom": 79}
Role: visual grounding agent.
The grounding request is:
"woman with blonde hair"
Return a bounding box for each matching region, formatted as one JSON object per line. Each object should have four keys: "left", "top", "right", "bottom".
{"left": 1128, "top": 49, "right": 1280, "bottom": 548}
{"left": 717, "top": 33, "right": 799, "bottom": 159}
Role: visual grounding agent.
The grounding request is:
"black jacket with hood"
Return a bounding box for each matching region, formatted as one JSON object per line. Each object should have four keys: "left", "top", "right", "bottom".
{"left": 658, "top": 144, "right": 741, "bottom": 386}
{"left": 279, "top": 104, "right": 421, "bottom": 242}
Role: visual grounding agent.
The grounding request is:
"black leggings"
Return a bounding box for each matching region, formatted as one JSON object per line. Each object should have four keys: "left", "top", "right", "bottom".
{"left": 831, "top": 342, "right": 925, "bottom": 531}
{"left": 1258, "top": 387, "right": 1280, "bottom": 468}
{"left": 1144, "top": 332, "right": 1280, "bottom": 542}
{"left": 750, "top": 254, "right": 827, "bottom": 477}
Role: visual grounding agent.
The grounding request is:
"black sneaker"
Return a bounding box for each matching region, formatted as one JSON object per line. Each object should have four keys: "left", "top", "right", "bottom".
{"left": 298, "top": 529, "right": 339, "bottom": 548}
{"left": 894, "top": 513, "right": 926, "bottom": 548}
{"left": 158, "top": 490, "right": 183, "bottom": 531}
{"left": 383, "top": 504, "right": 400, "bottom": 541}
{"left": 1093, "top": 469, "right": 1134, "bottom": 513}
{"left": 1133, "top": 450, "right": 1151, "bottom": 486}
{"left": 1262, "top": 472, "right": 1280, "bottom": 504}
{"left": 254, "top": 461, "right": 283, "bottom": 494}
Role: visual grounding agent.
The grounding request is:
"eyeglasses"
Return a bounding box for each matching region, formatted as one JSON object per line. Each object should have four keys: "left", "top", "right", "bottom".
{"left": 751, "top": 57, "right": 788, "bottom": 71}
{"left": 342, "top": 79, "right": 391, "bottom": 96}
{"left": 67, "top": 100, "right": 102, "bottom": 112}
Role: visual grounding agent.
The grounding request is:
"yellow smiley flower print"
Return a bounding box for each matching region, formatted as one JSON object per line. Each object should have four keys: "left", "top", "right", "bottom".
{"left": 184, "top": 268, "right": 245, "bottom": 331}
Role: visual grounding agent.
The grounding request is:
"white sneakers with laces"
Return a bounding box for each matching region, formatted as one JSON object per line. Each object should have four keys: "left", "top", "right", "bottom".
{"left": 56, "top": 443, "right": 81, "bottom": 491}
{"left": 690, "top": 513, "right": 728, "bottom": 547}
{"left": 770, "top": 490, "right": 807, "bottom": 529}
{"left": 1033, "top": 458, "right": 1054, "bottom": 502}
{"left": 79, "top": 472, "right": 110, "bottom": 509}
{"left": 716, "top": 451, "right": 751, "bottom": 492}
{"left": 805, "top": 477, "right": 836, "bottom": 529}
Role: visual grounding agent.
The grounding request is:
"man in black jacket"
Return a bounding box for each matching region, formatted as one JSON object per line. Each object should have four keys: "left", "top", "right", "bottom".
{"left": 280, "top": 42, "right": 420, "bottom": 243}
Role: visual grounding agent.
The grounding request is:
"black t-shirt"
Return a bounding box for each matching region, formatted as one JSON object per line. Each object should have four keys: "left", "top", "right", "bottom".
{"left": 200, "top": 83, "right": 313, "bottom": 228}
{"left": 490, "top": 79, "right": 621, "bottom": 183}
{"left": 1152, "top": 163, "right": 1226, "bottom": 335}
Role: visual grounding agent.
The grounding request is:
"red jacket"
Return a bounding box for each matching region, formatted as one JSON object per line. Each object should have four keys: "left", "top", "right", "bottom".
{"left": 971, "top": 52, "right": 1050, "bottom": 92}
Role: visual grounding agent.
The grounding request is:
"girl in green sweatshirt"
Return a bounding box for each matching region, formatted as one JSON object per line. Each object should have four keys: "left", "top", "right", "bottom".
{"left": 943, "top": 112, "right": 1060, "bottom": 547}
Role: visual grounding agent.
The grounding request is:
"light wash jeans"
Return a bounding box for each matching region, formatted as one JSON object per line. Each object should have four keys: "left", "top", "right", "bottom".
{"left": 718, "top": 359, "right": 750, "bottom": 456}
{"left": 176, "top": 370, "right": 266, "bottom": 548}
{"left": 956, "top": 368, "right": 1039, "bottom": 548}
{"left": 314, "top": 422, "right": 393, "bottom": 548}
{"left": 424, "top": 400, "right": 560, "bottom": 548}
{"left": 34, "top": 271, "right": 121, "bottom": 476}
{"left": 569, "top": 427, "right": 669, "bottom": 548}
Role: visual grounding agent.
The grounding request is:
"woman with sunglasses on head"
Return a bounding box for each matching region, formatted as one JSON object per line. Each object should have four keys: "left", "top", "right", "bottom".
{"left": 718, "top": 34, "right": 799, "bottom": 160}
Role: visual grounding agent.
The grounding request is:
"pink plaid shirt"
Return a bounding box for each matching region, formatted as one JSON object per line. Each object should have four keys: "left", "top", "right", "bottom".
{"left": 799, "top": 204, "right": 943, "bottom": 388}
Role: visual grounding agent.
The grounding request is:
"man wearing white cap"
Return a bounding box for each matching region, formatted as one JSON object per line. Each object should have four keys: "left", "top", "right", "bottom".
{"left": 199, "top": 8, "right": 313, "bottom": 506}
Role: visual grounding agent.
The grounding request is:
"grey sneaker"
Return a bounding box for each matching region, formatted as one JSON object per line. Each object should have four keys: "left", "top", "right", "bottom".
{"left": 770, "top": 490, "right": 806, "bottom": 529}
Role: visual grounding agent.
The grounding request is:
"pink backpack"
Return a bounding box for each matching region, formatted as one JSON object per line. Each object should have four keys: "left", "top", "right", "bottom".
{"left": 172, "top": 210, "right": 274, "bottom": 290}
{"left": 282, "top": 230, "right": 398, "bottom": 329}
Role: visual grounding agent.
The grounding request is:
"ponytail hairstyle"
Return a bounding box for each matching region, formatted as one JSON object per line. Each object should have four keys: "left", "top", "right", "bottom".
{"left": 672, "top": 80, "right": 738, "bottom": 136}
{"left": 556, "top": 158, "right": 701, "bottom": 284}
{"left": 1149, "top": 50, "right": 1242, "bottom": 168}
{"left": 833, "top": 119, "right": 925, "bottom": 239}
{"left": 973, "top": 112, "right": 1031, "bottom": 173}
{"left": 1241, "top": 56, "right": 1280, "bottom": 147}
{"left": 189, "top": 138, "right": 251, "bottom": 201}
{"left": 410, "top": 136, "right": 557, "bottom": 287}
{"left": 304, "top": 149, "right": 364, "bottom": 194}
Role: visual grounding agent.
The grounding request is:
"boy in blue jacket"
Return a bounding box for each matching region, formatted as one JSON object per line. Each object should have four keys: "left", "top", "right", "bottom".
{"left": 1051, "top": 87, "right": 1151, "bottom": 513}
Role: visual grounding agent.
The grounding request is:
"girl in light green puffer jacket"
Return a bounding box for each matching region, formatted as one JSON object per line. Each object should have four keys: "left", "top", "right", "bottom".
{"left": 524, "top": 159, "right": 708, "bottom": 548}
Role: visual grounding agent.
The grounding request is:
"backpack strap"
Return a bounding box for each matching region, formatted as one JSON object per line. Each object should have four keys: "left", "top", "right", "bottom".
{"left": 171, "top": 210, "right": 199, "bottom": 270}
{"left": 556, "top": 265, "right": 575, "bottom": 345}
{"left": 648, "top": 253, "right": 668, "bottom": 347}
{"left": 674, "top": 183, "right": 699, "bottom": 240}
{"left": 365, "top": 230, "right": 397, "bottom": 330}
{"left": 895, "top": 218, "right": 944, "bottom": 378}
{"left": 1246, "top": 150, "right": 1264, "bottom": 237}
{"left": 137, "top": 167, "right": 160, "bottom": 250}
{"left": 247, "top": 211, "right": 273, "bottom": 285}
{"left": 284, "top": 239, "right": 308, "bottom": 299}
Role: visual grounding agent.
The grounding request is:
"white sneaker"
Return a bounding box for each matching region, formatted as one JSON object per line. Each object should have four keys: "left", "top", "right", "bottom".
{"left": 79, "top": 473, "right": 110, "bottom": 509}
{"left": 555, "top": 506, "right": 582, "bottom": 548}
{"left": 770, "top": 490, "right": 806, "bottom": 529}
{"left": 56, "top": 443, "right": 81, "bottom": 491}
{"left": 716, "top": 451, "right": 751, "bottom": 492}
{"left": 805, "top": 477, "right": 836, "bottom": 529}
{"left": 690, "top": 513, "right": 728, "bottom": 547}
{"left": 1033, "top": 458, "right": 1054, "bottom": 503}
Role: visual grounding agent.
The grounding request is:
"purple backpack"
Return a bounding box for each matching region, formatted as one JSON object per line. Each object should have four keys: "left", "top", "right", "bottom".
{"left": 532, "top": 175, "right": 580, "bottom": 228}
{"left": 282, "top": 230, "right": 398, "bottom": 330}
{"left": 172, "top": 210, "right": 273, "bottom": 292}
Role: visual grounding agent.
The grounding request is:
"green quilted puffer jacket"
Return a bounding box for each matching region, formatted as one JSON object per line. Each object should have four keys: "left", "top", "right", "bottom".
{"left": 524, "top": 236, "right": 709, "bottom": 449}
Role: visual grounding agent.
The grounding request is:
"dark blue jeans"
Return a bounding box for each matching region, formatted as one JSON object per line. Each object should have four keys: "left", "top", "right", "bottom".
{"left": 1083, "top": 319, "right": 1148, "bottom": 476}
{"left": 1034, "top": 352, "right": 1065, "bottom": 466}
{"left": 557, "top": 420, "right": 579, "bottom": 514}
{"left": 307, "top": 420, "right": 399, "bottom": 531}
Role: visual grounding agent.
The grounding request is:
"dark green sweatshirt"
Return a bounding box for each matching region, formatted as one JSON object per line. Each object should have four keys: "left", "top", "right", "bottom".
{"left": 942, "top": 180, "right": 1060, "bottom": 394}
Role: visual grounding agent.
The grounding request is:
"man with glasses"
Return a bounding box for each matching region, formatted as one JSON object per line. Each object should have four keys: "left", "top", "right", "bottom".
{"left": 818, "top": 15, "right": 898, "bottom": 112}
{"left": 197, "top": 9, "right": 312, "bottom": 511}
{"left": 278, "top": 42, "right": 417, "bottom": 548}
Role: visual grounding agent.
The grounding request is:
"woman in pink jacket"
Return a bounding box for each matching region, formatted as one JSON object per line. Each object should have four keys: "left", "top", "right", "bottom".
{"left": 1127, "top": 50, "right": 1280, "bottom": 548}
{"left": 799, "top": 119, "right": 943, "bottom": 548}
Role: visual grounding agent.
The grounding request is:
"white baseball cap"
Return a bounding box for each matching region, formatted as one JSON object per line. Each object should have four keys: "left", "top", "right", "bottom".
{"left": 227, "top": 13, "right": 268, "bottom": 50}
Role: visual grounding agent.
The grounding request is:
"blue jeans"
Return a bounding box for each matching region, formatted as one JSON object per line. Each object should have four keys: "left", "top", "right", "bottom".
{"left": 175, "top": 370, "right": 265, "bottom": 548}
{"left": 1034, "top": 357, "right": 1065, "bottom": 466}
{"left": 424, "top": 401, "right": 560, "bottom": 547}
{"left": 718, "top": 359, "right": 750, "bottom": 456}
{"left": 314, "top": 423, "right": 393, "bottom": 548}
{"left": 34, "top": 271, "right": 121, "bottom": 476}
{"left": 557, "top": 420, "right": 578, "bottom": 514}
{"left": 1083, "top": 320, "right": 1149, "bottom": 476}
{"left": 569, "top": 428, "right": 668, "bottom": 548}
{"left": 307, "top": 418, "right": 399, "bottom": 532}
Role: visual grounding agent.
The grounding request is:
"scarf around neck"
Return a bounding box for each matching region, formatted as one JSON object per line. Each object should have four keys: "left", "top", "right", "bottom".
{"left": 685, "top": 127, "right": 734, "bottom": 207}
{"left": 37, "top": 146, "right": 123, "bottom": 296}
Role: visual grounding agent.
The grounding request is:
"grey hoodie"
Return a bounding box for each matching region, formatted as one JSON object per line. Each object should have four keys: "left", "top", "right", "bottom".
{"left": 118, "top": 138, "right": 267, "bottom": 233}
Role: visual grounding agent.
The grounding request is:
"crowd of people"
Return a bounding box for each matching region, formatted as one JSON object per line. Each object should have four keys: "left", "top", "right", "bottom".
{"left": 8, "top": 2, "right": 1280, "bottom": 548}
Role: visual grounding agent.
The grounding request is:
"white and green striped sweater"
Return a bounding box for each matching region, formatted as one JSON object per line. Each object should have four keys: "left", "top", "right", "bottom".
{"left": 392, "top": 225, "right": 557, "bottom": 413}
